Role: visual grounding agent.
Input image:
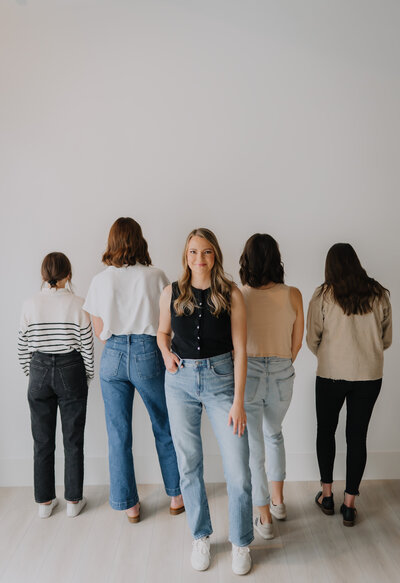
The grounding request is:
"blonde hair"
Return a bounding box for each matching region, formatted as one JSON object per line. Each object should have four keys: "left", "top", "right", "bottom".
{"left": 174, "top": 228, "right": 233, "bottom": 317}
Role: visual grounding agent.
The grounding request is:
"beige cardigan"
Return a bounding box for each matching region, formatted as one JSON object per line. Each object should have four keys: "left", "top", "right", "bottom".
{"left": 306, "top": 287, "right": 392, "bottom": 381}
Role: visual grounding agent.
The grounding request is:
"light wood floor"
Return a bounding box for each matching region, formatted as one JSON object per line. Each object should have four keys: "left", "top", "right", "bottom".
{"left": 0, "top": 480, "right": 399, "bottom": 583}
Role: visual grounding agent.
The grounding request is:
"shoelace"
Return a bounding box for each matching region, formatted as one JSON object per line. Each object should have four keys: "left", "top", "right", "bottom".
{"left": 192, "top": 539, "right": 209, "bottom": 554}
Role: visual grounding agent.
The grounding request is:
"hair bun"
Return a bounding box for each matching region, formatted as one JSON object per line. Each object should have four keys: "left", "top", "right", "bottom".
{"left": 48, "top": 279, "right": 57, "bottom": 287}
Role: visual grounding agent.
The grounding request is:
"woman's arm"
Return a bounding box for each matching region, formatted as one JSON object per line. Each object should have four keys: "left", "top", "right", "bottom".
{"left": 157, "top": 285, "right": 181, "bottom": 373}
{"left": 382, "top": 293, "right": 392, "bottom": 350}
{"left": 228, "top": 286, "right": 247, "bottom": 437}
{"left": 306, "top": 289, "right": 324, "bottom": 356}
{"left": 290, "top": 287, "right": 304, "bottom": 362}
{"left": 91, "top": 315, "right": 105, "bottom": 344}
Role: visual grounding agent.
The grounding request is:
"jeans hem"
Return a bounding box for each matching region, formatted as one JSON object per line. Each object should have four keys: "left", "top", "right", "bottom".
{"left": 193, "top": 530, "right": 213, "bottom": 540}
{"left": 165, "top": 487, "right": 181, "bottom": 496}
{"left": 268, "top": 474, "right": 286, "bottom": 481}
{"left": 109, "top": 496, "right": 139, "bottom": 510}
{"left": 229, "top": 535, "right": 254, "bottom": 547}
{"left": 253, "top": 497, "right": 271, "bottom": 506}
{"left": 35, "top": 495, "right": 56, "bottom": 503}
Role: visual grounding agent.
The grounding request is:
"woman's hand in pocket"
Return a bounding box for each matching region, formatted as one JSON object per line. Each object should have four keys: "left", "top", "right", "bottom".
{"left": 228, "top": 402, "right": 247, "bottom": 437}
{"left": 163, "top": 351, "right": 181, "bottom": 373}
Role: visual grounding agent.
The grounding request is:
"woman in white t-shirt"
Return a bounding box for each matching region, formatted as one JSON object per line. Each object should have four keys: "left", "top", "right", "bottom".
{"left": 84, "top": 217, "right": 183, "bottom": 521}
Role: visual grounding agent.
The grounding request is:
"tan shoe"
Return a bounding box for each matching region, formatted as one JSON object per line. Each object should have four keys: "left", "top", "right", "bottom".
{"left": 169, "top": 504, "right": 185, "bottom": 516}
{"left": 126, "top": 502, "right": 140, "bottom": 523}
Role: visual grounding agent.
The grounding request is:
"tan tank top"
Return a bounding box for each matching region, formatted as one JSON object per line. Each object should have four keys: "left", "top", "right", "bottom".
{"left": 241, "top": 284, "right": 296, "bottom": 358}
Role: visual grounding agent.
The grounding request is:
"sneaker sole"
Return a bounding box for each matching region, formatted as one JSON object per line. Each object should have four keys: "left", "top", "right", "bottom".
{"left": 254, "top": 525, "right": 275, "bottom": 540}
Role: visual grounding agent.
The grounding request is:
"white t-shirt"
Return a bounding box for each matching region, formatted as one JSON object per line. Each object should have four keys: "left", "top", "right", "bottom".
{"left": 83, "top": 264, "right": 169, "bottom": 341}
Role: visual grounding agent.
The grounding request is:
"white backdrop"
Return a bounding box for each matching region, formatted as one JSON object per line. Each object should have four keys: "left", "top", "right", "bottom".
{"left": 1, "top": 0, "right": 399, "bottom": 486}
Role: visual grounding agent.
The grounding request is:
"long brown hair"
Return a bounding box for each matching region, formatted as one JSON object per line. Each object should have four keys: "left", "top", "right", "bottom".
{"left": 239, "top": 233, "right": 284, "bottom": 287}
{"left": 41, "top": 252, "right": 72, "bottom": 288}
{"left": 319, "top": 243, "right": 389, "bottom": 315}
{"left": 174, "top": 228, "right": 233, "bottom": 317}
{"left": 102, "top": 217, "right": 152, "bottom": 267}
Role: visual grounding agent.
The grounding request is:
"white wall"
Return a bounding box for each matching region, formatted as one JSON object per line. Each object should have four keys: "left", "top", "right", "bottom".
{"left": 1, "top": 0, "right": 399, "bottom": 486}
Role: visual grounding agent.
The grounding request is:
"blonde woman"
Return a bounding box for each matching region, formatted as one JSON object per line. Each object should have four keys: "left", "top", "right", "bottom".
{"left": 157, "top": 228, "right": 253, "bottom": 576}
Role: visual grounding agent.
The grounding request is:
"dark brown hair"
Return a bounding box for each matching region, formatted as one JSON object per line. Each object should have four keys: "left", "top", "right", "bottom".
{"left": 239, "top": 233, "right": 284, "bottom": 287}
{"left": 102, "top": 217, "right": 152, "bottom": 267}
{"left": 41, "top": 252, "right": 72, "bottom": 288}
{"left": 320, "top": 243, "right": 389, "bottom": 315}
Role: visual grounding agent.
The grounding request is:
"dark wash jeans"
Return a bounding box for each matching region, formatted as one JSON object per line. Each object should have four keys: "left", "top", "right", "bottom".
{"left": 28, "top": 350, "right": 88, "bottom": 503}
{"left": 316, "top": 376, "right": 382, "bottom": 495}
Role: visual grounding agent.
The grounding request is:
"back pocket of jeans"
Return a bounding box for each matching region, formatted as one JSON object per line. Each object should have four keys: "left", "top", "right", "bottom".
{"left": 59, "top": 361, "right": 88, "bottom": 396}
{"left": 28, "top": 363, "right": 49, "bottom": 392}
{"left": 244, "top": 375, "right": 261, "bottom": 403}
{"left": 100, "top": 348, "right": 123, "bottom": 381}
{"left": 277, "top": 370, "right": 295, "bottom": 401}
{"left": 134, "top": 351, "right": 162, "bottom": 380}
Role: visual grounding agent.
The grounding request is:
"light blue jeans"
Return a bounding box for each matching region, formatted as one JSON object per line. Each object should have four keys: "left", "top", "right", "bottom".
{"left": 165, "top": 352, "right": 254, "bottom": 547}
{"left": 244, "top": 357, "right": 295, "bottom": 507}
{"left": 100, "top": 334, "right": 181, "bottom": 510}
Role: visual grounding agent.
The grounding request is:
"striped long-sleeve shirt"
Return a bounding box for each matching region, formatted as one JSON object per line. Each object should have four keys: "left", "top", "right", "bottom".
{"left": 18, "top": 287, "right": 94, "bottom": 379}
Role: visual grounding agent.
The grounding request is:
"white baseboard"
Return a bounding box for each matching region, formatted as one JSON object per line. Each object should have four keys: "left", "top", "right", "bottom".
{"left": 1, "top": 452, "right": 399, "bottom": 487}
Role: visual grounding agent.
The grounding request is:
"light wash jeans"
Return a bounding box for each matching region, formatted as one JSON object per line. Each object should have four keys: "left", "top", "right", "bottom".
{"left": 165, "top": 352, "right": 254, "bottom": 547}
{"left": 100, "top": 334, "right": 181, "bottom": 510}
{"left": 244, "top": 357, "right": 295, "bottom": 507}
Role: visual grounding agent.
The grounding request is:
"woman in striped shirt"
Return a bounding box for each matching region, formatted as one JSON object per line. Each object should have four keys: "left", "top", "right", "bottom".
{"left": 18, "top": 252, "right": 94, "bottom": 518}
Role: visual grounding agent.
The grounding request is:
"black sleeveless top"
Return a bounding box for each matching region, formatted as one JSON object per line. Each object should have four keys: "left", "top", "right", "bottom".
{"left": 170, "top": 282, "right": 233, "bottom": 359}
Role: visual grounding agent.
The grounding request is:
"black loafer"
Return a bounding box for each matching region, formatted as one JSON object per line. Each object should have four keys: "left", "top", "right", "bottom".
{"left": 315, "top": 491, "right": 334, "bottom": 515}
{"left": 340, "top": 503, "right": 357, "bottom": 527}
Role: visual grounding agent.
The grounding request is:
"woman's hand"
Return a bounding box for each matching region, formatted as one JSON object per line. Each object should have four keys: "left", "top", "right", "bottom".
{"left": 228, "top": 401, "right": 247, "bottom": 437}
{"left": 163, "top": 350, "right": 181, "bottom": 373}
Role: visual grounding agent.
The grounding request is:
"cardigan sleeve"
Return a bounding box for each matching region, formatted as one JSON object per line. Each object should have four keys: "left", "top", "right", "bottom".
{"left": 381, "top": 293, "right": 392, "bottom": 351}
{"left": 306, "top": 288, "right": 324, "bottom": 356}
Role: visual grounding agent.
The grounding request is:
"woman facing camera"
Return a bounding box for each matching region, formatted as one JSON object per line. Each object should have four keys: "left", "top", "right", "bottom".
{"left": 157, "top": 228, "right": 253, "bottom": 576}
{"left": 239, "top": 234, "right": 304, "bottom": 539}
{"left": 84, "top": 217, "right": 183, "bottom": 521}
{"left": 307, "top": 243, "right": 392, "bottom": 526}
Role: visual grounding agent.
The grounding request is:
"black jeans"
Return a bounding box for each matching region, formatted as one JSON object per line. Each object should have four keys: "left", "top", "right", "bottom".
{"left": 28, "top": 351, "right": 88, "bottom": 503}
{"left": 316, "top": 376, "right": 381, "bottom": 495}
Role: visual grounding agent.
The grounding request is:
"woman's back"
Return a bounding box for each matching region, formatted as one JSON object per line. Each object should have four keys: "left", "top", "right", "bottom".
{"left": 241, "top": 283, "right": 296, "bottom": 358}
{"left": 84, "top": 264, "right": 168, "bottom": 340}
{"left": 307, "top": 287, "right": 392, "bottom": 381}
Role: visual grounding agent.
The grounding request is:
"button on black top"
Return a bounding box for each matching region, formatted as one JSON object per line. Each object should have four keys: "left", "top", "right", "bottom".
{"left": 170, "top": 282, "right": 233, "bottom": 359}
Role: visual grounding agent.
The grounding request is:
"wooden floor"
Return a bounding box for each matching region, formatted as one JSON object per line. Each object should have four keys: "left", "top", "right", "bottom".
{"left": 0, "top": 480, "right": 399, "bottom": 583}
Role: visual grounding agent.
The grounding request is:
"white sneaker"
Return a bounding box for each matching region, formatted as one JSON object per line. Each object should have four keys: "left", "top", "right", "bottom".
{"left": 67, "top": 497, "right": 87, "bottom": 518}
{"left": 254, "top": 516, "right": 274, "bottom": 539}
{"left": 270, "top": 501, "right": 287, "bottom": 520}
{"left": 232, "top": 543, "right": 252, "bottom": 575}
{"left": 191, "top": 536, "right": 211, "bottom": 571}
{"left": 38, "top": 498, "right": 58, "bottom": 519}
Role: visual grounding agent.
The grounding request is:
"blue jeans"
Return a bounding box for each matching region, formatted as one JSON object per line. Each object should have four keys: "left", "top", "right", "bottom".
{"left": 100, "top": 334, "right": 181, "bottom": 510}
{"left": 244, "top": 357, "right": 295, "bottom": 506}
{"left": 165, "top": 352, "right": 253, "bottom": 547}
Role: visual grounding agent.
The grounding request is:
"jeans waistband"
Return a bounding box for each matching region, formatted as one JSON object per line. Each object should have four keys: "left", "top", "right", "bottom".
{"left": 107, "top": 334, "right": 156, "bottom": 346}
{"left": 31, "top": 350, "right": 82, "bottom": 366}
{"left": 174, "top": 351, "right": 233, "bottom": 368}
